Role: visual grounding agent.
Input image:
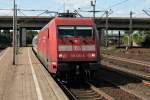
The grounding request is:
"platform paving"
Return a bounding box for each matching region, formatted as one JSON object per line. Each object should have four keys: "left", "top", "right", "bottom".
{"left": 0, "top": 47, "right": 68, "bottom": 100}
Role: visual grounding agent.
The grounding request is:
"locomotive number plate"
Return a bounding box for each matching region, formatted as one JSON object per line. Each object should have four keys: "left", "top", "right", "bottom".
{"left": 73, "top": 46, "right": 81, "bottom": 51}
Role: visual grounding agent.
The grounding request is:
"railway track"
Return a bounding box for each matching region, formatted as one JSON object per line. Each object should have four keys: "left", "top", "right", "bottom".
{"left": 96, "top": 67, "right": 150, "bottom": 100}
{"left": 55, "top": 62, "right": 149, "bottom": 100}
{"left": 101, "top": 54, "right": 150, "bottom": 82}
{"left": 58, "top": 77, "right": 142, "bottom": 100}
{"left": 59, "top": 80, "right": 115, "bottom": 100}
{"left": 102, "top": 54, "right": 150, "bottom": 67}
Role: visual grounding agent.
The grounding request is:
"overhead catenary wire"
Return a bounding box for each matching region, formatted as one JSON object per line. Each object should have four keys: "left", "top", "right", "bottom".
{"left": 0, "top": 8, "right": 56, "bottom": 12}
{"left": 106, "top": 0, "right": 129, "bottom": 10}
{"left": 17, "top": 9, "right": 26, "bottom": 16}
{"left": 142, "top": 10, "right": 150, "bottom": 17}
{"left": 0, "top": 8, "right": 58, "bottom": 16}
{"left": 74, "top": 10, "right": 84, "bottom": 18}
{"left": 36, "top": 10, "right": 58, "bottom": 16}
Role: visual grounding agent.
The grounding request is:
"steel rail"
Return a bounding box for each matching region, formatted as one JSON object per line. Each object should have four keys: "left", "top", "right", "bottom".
{"left": 102, "top": 54, "right": 150, "bottom": 67}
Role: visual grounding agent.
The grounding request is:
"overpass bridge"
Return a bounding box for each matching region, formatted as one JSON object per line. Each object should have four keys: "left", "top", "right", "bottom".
{"left": 0, "top": 16, "right": 150, "bottom": 46}
{"left": 0, "top": 16, "right": 150, "bottom": 30}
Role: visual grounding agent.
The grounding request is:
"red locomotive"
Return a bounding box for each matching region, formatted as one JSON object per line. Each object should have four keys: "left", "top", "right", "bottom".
{"left": 33, "top": 13, "right": 100, "bottom": 79}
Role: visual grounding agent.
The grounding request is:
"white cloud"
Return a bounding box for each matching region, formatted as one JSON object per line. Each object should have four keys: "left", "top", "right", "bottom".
{"left": 0, "top": 10, "right": 13, "bottom": 16}
{"left": 0, "top": 0, "right": 12, "bottom": 16}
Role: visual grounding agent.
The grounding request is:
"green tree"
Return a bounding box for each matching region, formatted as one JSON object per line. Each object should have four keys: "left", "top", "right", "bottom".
{"left": 0, "top": 30, "right": 12, "bottom": 49}
{"left": 133, "top": 32, "right": 144, "bottom": 45}
{"left": 142, "top": 34, "right": 150, "bottom": 47}
{"left": 122, "top": 34, "right": 129, "bottom": 46}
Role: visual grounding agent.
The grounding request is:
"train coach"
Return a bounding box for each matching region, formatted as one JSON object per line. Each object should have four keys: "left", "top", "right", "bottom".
{"left": 33, "top": 13, "right": 100, "bottom": 79}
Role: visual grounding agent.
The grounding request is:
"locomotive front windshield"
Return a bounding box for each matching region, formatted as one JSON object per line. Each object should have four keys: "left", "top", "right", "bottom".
{"left": 58, "top": 26, "right": 93, "bottom": 39}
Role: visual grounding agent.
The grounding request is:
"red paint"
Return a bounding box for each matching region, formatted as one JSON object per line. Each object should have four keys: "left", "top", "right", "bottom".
{"left": 37, "top": 17, "right": 100, "bottom": 74}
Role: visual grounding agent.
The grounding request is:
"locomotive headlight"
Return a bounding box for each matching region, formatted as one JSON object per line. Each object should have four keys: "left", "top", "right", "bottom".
{"left": 87, "top": 53, "right": 96, "bottom": 58}
{"left": 91, "top": 53, "right": 96, "bottom": 57}
{"left": 59, "top": 53, "right": 63, "bottom": 58}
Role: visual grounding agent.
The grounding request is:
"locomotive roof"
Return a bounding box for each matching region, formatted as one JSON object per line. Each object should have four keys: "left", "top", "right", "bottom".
{"left": 40, "top": 17, "right": 94, "bottom": 31}
{"left": 54, "top": 17, "right": 93, "bottom": 26}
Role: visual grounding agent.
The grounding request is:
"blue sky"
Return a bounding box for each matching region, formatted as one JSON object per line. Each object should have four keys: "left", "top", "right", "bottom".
{"left": 0, "top": 0, "right": 150, "bottom": 17}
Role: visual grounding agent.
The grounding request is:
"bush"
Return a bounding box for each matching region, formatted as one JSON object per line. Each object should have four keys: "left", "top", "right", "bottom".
{"left": 122, "top": 34, "right": 129, "bottom": 46}
{"left": 133, "top": 33, "right": 144, "bottom": 45}
{"left": 142, "top": 34, "right": 150, "bottom": 47}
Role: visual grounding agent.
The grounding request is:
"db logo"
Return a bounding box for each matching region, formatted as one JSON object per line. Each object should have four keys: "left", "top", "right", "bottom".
{"left": 73, "top": 46, "right": 81, "bottom": 51}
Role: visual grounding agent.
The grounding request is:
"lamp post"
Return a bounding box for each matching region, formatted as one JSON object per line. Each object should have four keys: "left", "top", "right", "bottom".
{"left": 91, "top": 0, "right": 96, "bottom": 21}
{"left": 105, "top": 11, "right": 109, "bottom": 47}
{"left": 13, "top": 0, "right": 17, "bottom": 65}
{"left": 129, "top": 11, "right": 133, "bottom": 48}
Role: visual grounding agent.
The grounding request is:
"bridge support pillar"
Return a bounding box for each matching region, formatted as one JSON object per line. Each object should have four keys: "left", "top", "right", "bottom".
{"left": 17, "top": 30, "right": 20, "bottom": 47}
{"left": 99, "top": 29, "right": 105, "bottom": 47}
{"left": 118, "top": 31, "right": 121, "bottom": 47}
{"left": 21, "top": 28, "right": 27, "bottom": 47}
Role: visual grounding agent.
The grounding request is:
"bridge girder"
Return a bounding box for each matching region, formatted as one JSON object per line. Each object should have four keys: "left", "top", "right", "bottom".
{"left": 0, "top": 16, "right": 150, "bottom": 30}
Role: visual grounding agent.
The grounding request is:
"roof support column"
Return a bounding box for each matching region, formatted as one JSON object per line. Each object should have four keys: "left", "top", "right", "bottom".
{"left": 21, "top": 28, "right": 27, "bottom": 47}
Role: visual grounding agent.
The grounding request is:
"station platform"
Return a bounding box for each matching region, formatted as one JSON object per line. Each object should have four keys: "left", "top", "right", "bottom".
{"left": 0, "top": 47, "right": 68, "bottom": 100}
